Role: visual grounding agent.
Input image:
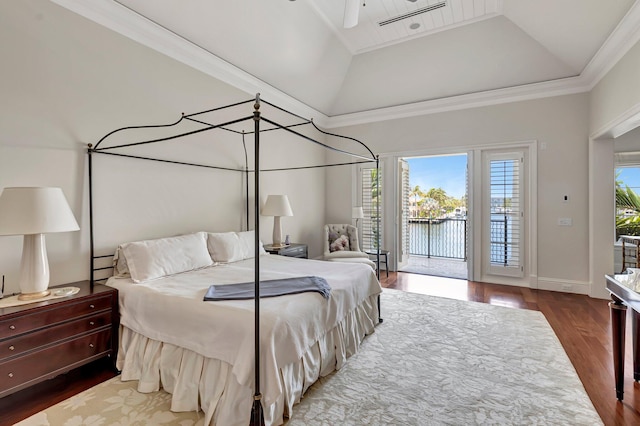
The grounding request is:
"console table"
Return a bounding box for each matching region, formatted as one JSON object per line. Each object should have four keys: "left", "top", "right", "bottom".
{"left": 605, "top": 274, "right": 640, "bottom": 401}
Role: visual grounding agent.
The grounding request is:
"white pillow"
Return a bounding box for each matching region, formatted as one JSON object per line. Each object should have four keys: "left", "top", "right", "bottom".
{"left": 121, "top": 232, "right": 213, "bottom": 283}
{"left": 207, "top": 230, "right": 267, "bottom": 263}
{"left": 207, "top": 232, "right": 244, "bottom": 263}
{"left": 237, "top": 230, "right": 267, "bottom": 259}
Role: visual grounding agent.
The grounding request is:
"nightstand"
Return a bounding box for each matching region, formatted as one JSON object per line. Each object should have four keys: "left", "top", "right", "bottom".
{"left": 0, "top": 281, "right": 118, "bottom": 398}
{"left": 264, "top": 243, "right": 308, "bottom": 259}
{"left": 365, "top": 249, "right": 389, "bottom": 278}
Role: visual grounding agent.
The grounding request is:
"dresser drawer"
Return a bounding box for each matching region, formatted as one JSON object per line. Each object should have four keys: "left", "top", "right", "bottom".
{"left": 0, "top": 328, "right": 112, "bottom": 395}
{"left": 0, "top": 294, "right": 112, "bottom": 339}
{"left": 0, "top": 310, "right": 112, "bottom": 361}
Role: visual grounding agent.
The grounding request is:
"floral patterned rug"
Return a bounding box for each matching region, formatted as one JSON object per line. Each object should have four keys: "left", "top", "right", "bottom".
{"left": 16, "top": 289, "right": 602, "bottom": 426}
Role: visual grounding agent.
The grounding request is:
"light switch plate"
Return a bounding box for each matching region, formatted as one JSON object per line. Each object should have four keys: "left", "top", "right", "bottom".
{"left": 558, "top": 218, "right": 572, "bottom": 226}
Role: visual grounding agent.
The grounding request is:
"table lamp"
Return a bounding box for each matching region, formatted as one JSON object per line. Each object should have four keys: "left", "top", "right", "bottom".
{"left": 352, "top": 206, "right": 364, "bottom": 227}
{"left": 262, "top": 195, "right": 293, "bottom": 248}
{"left": 0, "top": 187, "right": 80, "bottom": 300}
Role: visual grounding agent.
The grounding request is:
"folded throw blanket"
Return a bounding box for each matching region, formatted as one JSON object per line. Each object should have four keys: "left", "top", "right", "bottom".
{"left": 204, "top": 276, "right": 331, "bottom": 301}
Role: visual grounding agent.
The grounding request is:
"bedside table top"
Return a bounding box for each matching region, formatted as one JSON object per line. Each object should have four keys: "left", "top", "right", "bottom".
{"left": 364, "top": 249, "right": 389, "bottom": 255}
{"left": 0, "top": 281, "right": 114, "bottom": 316}
{"left": 264, "top": 243, "right": 305, "bottom": 251}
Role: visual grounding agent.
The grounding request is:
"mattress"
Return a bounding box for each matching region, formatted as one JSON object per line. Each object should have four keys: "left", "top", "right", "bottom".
{"left": 106, "top": 255, "right": 381, "bottom": 425}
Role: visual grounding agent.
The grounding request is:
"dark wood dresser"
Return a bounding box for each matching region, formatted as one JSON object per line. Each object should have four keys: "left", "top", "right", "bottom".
{"left": 0, "top": 281, "right": 118, "bottom": 398}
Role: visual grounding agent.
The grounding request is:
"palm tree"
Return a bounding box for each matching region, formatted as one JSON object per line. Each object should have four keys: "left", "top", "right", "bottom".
{"left": 409, "top": 186, "right": 426, "bottom": 218}
{"left": 616, "top": 180, "right": 640, "bottom": 238}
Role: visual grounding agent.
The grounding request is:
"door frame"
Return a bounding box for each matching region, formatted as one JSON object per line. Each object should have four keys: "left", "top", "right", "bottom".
{"left": 473, "top": 141, "right": 537, "bottom": 287}
{"left": 382, "top": 139, "right": 537, "bottom": 287}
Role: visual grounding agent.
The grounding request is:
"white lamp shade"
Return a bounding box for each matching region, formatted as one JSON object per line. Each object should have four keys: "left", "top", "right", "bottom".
{"left": 352, "top": 207, "right": 364, "bottom": 219}
{"left": 0, "top": 187, "right": 79, "bottom": 235}
{"left": 262, "top": 195, "right": 293, "bottom": 217}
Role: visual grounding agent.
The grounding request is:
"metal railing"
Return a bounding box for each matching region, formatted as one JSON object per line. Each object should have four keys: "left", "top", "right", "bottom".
{"left": 409, "top": 218, "right": 467, "bottom": 260}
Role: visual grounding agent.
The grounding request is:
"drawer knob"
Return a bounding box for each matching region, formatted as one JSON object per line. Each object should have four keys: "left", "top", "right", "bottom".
{"left": 8, "top": 345, "right": 14, "bottom": 351}
{"left": 8, "top": 373, "right": 13, "bottom": 378}
{"left": 89, "top": 321, "right": 95, "bottom": 326}
{"left": 89, "top": 343, "right": 94, "bottom": 348}
{"left": 9, "top": 325, "right": 15, "bottom": 330}
{"left": 89, "top": 304, "right": 95, "bottom": 309}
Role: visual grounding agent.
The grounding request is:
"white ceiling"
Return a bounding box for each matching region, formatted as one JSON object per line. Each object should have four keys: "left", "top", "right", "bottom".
{"left": 310, "top": 0, "right": 502, "bottom": 55}
{"left": 54, "top": 0, "right": 640, "bottom": 124}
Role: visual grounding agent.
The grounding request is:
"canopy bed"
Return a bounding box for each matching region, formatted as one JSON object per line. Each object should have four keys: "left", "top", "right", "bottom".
{"left": 87, "top": 95, "right": 382, "bottom": 425}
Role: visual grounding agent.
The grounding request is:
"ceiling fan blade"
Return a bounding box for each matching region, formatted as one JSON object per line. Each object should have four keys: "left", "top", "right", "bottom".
{"left": 343, "top": 0, "right": 359, "bottom": 29}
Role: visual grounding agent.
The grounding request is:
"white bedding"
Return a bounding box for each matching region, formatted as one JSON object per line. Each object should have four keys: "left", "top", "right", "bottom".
{"left": 106, "top": 254, "right": 381, "bottom": 425}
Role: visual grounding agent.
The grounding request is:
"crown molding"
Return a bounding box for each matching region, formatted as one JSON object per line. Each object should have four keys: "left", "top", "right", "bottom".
{"left": 324, "top": 1, "right": 640, "bottom": 128}
{"left": 582, "top": 1, "right": 640, "bottom": 91}
{"left": 51, "top": 0, "right": 640, "bottom": 130}
{"left": 325, "top": 76, "right": 590, "bottom": 128}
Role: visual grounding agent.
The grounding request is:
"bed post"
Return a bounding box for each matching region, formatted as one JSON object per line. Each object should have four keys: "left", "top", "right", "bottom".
{"left": 376, "top": 156, "right": 382, "bottom": 323}
{"left": 252, "top": 94, "right": 264, "bottom": 425}
{"left": 88, "top": 144, "right": 94, "bottom": 291}
{"left": 243, "top": 131, "right": 250, "bottom": 231}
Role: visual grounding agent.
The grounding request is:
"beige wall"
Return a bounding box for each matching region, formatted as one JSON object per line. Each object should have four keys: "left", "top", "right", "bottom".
{"left": 588, "top": 39, "right": 640, "bottom": 298}
{"left": 2, "top": 1, "right": 638, "bottom": 298}
{"left": 0, "top": 1, "right": 327, "bottom": 295}
{"left": 590, "top": 40, "right": 640, "bottom": 137}
{"left": 330, "top": 94, "right": 591, "bottom": 291}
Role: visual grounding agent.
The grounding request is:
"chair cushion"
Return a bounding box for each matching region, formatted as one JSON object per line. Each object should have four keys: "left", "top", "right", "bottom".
{"left": 326, "top": 257, "right": 376, "bottom": 269}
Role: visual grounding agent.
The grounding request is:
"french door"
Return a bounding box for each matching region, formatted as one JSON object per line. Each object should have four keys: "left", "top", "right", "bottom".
{"left": 479, "top": 147, "right": 532, "bottom": 284}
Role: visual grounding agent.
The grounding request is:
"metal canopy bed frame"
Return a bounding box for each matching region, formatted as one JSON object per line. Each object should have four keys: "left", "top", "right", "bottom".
{"left": 87, "top": 94, "right": 380, "bottom": 424}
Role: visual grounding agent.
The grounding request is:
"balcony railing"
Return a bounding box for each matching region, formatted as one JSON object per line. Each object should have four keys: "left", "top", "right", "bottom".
{"left": 409, "top": 218, "right": 467, "bottom": 260}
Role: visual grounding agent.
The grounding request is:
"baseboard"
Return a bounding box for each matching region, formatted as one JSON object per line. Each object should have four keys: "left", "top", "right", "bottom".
{"left": 536, "top": 277, "right": 591, "bottom": 295}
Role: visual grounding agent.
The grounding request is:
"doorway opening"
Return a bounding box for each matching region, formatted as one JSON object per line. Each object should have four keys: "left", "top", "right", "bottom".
{"left": 399, "top": 154, "right": 468, "bottom": 279}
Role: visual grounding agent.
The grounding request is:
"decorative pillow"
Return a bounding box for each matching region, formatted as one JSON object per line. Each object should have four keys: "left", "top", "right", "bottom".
{"left": 112, "top": 246, "right": 130, "bottom": 277}
{"left": 121, "top": 232, "right": 213, "bottom": 283}
{"left": 207, "top": 232, "right": 244, "bottom": 263}
{"left": 330, "top": 234, "right": 350, "bottom": 252}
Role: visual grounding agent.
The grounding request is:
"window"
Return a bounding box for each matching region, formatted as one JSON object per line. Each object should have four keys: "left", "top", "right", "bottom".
{"left": 615, "top": 162, "right": 640, "bottom": 238}
{"left": 361, "top": 166, "right": 382, "bottom": 250}
{"left": 484, "top": 151, "right": 524, "bottom": 277}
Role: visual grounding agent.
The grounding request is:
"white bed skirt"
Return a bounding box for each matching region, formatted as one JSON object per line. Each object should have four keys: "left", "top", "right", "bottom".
{"left": 116, "top": 293, "right": 379, "bottom": 426}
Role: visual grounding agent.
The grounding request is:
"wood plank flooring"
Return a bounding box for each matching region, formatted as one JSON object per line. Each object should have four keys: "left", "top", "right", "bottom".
{"left": 2, "top": 272, "right": 639, "bottom": 425}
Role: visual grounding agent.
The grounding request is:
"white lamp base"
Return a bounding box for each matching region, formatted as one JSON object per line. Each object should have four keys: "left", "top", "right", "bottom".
{"left": 272, "top": 216, "right": 285, "bottom": 248}
{"left": 18, "top": 233, "right": 50, "bottom": 301}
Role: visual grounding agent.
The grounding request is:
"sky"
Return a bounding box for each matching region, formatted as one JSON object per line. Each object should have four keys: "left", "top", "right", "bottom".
{"left": 617, "top": 166, "right": 640, "bottom": 192}
{"left": 406, "top": 154, "right": 467, "bottom": 199}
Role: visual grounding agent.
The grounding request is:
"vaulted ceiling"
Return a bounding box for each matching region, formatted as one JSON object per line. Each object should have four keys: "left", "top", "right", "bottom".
{"left": 54, "top": 0, "right": 640, "bottom": 125}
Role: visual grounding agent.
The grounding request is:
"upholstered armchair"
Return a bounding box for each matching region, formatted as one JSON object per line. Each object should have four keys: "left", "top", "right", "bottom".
{"left": 323, "top": 224, "right": 375, "bottom": 268}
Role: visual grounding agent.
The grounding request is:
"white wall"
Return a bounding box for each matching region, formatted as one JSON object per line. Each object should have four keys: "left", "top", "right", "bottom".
{"left": 590, "top": 40, "right": 640, "bottom": 138}
{"left": 0, "top": 1, "right": 327, "bottom": 295}
{"left": 588, "top": 39, "right": 640, "bottom": 298}
{"left": 328, "top": 94, "right": 591, "bottom": 292}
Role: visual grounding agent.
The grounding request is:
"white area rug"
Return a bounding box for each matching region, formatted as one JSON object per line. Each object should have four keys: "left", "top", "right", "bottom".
{"left": 17, "top": 289, "right": 602, "bottom": 426}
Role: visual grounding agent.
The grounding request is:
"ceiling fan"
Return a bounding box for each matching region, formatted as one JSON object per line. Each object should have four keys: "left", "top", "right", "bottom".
{"left": 343, "top": 0, "right": 364, "bottom": 29}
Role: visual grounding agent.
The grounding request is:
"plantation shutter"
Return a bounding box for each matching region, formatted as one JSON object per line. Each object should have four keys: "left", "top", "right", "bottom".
{"left": 361, "top": 167, "right": 382, "bottom": 251}
{"left": 400, "top": 160, "right": 410, "bottom": 266}
{"left": 487, "top": 152, "right": 524, "bottom": 277}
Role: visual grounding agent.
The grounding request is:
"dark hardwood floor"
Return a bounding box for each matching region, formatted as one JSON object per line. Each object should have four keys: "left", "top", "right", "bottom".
{"left": 3, "top": 272, "right": 640, "bottom": 425}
